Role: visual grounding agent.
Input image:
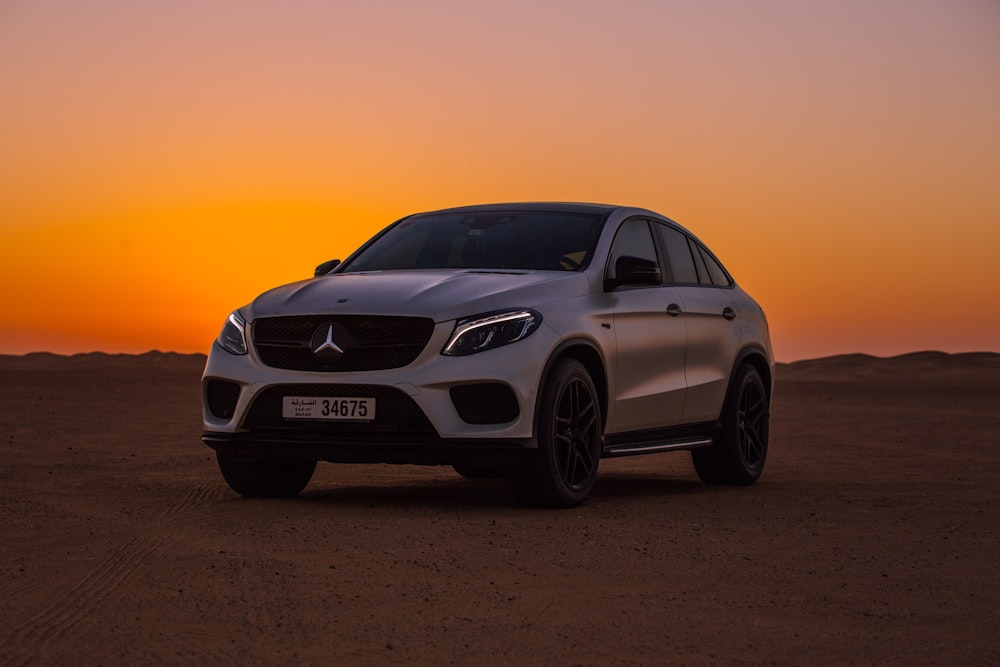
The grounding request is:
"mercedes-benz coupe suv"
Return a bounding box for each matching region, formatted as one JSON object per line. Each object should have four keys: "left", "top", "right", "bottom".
{"left": 202, "top": 203, "right": 774, "bottom": 507}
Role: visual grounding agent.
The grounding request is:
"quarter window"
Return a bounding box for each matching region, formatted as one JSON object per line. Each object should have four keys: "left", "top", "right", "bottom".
{"left": 698, "top": 245, "right": 732, "bottom": 286}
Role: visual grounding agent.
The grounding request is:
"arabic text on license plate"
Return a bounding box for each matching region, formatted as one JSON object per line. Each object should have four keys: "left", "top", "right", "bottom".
{"left": 282, "top": 396, "right": 375, "bottom": 421}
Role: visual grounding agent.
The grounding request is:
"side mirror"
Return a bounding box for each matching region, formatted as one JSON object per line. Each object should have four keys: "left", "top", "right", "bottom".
{"left": 314, "top": 259, "right": 341, "bottom": 277}
{"left": 605, "top": 255, "right": 661, "bottom": 291}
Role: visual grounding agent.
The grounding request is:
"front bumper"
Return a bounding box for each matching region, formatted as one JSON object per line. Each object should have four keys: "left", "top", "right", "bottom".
{"left": 201, "top": 318, "right": 558, "bottom": 458}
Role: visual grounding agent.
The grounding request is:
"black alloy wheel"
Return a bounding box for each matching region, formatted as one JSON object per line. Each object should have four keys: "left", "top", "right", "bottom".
{"left": 553, "top": 374, "right": 600, "bottom": 491}
{"left": 508, "top": 358, "right": 602, "bottom": 508}
{"left": 691, "top": 364, "right": 769, "bottom": 485}
{"left": 736, "top": 368, "right": 768, "bottom": 471}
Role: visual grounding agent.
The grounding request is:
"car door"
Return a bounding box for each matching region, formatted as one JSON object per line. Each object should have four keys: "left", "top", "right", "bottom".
{"left": 606, "top": 219, "right": 687, "bottom": 433}
{"left": 654, "top": 222, "right": 741, "bottom": 424}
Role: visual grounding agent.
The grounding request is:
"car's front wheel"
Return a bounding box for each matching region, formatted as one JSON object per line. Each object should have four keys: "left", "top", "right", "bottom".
{"left": 216, "top": 453, "right": 316, "bottom": 497}
{"left": 692, "top": 363, "right": 769, "bottom": 484}
{"left": 508, "top": 359, "right": 602, "bottom": 508}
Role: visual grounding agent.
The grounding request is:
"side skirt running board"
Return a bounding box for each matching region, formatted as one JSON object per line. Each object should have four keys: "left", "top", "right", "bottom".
{"left": 601, "top": 421, "right": 718, "bottom": 458}
{"left": 603, "top": 437, "right": 713, "bottom": 458}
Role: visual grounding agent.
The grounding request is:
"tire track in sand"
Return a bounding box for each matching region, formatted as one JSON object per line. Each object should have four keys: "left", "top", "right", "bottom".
{"left": 0, "top": 482, "right": 232, "bottom": 665}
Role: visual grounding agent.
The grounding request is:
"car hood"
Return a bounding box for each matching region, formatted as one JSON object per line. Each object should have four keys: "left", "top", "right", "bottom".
{"left": 247, "top": 270, "right": 588, "bottom": 323}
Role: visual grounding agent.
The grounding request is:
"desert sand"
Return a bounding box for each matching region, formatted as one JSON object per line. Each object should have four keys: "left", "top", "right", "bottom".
{"left": 1, "top": 351, "right": 998, "bottom": 665}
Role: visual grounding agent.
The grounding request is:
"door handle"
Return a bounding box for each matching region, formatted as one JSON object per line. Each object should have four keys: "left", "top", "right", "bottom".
{"left": 722, "top": 307, "right": 736, "bottom": 321}
{"left": 666, "top": 304, "right": 682, "bottom": 317}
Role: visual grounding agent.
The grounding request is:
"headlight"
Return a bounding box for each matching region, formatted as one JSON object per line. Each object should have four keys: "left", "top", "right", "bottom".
{"left": 442, "top": 309, "right": 541, "bottom": 356}
{"left": 216, "top": 311, "right": 248, "bottom": 355}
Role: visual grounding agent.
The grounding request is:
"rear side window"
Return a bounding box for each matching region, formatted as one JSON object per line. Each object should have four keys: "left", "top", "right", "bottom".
{"left": 654, "top": 223, "right": 698, "bottom": 284}
{"left": 690, "top": 239, "right": 710, "bottom": 284}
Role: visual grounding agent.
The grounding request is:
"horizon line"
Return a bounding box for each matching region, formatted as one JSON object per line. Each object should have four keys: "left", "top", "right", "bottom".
{"left": 3, "top": 348, "right": 999, "bottom": 365}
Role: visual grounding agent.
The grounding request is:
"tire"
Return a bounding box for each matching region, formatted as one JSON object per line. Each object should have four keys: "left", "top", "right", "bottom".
{"left": 507, "top": 359, "right": 602, "bottom": 508}
{"left": 452, "top": 465, "right": 504, "bottom": 480}
{"left": 216, "top": 453, "right": 316, "bottom": 498}
{"left": 692, "top": 364, "right": 769, "bottom": 485}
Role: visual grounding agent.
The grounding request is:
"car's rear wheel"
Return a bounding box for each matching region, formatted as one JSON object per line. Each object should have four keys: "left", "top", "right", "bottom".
{"left": 692, "top": 364, "right": 769, "bottom": 484}
{"left": 508, "top": 359, "right": 602, "bottom": 508}
{"left": 216, "top": 453, "right": 316, "bottom": 497}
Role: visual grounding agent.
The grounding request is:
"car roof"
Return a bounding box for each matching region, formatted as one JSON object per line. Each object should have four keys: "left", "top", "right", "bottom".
{"left": 409, "top": 202, "right": 621, "bottom": 217}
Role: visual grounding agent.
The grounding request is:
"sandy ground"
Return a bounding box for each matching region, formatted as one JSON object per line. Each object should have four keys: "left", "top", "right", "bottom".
{"left": 1, "top": 351, "right": 998, "bottom": 665}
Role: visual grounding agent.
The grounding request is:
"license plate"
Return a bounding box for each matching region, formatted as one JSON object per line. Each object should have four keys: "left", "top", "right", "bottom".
{"left": 282, "top": 396, "right": 375, "bottom": 421}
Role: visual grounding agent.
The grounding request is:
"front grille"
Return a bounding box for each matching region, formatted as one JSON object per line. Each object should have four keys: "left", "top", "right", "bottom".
{"left": 253, "top": 315, "right": 435, "bottom": 372}
{"left": 242, "top": 384, "right": 438, "bottom": 439}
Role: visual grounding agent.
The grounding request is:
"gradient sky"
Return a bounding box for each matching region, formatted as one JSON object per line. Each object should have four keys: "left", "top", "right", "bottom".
{"left": 1, "top": 0, "right": 998, "bottom": 361}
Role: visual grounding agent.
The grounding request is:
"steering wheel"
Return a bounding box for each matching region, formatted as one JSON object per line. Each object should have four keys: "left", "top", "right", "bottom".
{"left": 559, "top": 255, "right": 581, "bottom": 270}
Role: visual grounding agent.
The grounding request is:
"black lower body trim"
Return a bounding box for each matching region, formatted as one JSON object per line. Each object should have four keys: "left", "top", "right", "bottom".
{"left": 203, "top": 431, "right": 536, "bottom": 468}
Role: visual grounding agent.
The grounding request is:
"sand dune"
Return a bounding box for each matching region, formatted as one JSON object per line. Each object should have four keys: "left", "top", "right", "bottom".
{"left": 0, "top": 350, "right": 207, "bottom": 371}
{"left": 777, "top": 350, "right": 1000, "bottom": 384}
{"left": 1, "top": 351, "right": 998, "bottom": 664}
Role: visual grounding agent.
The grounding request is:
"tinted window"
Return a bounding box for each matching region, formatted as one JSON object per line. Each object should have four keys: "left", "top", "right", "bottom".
{"left": 655, "top": 223, "right": 698, "bottom": 284}
{"left": 690, "top": 239, "right": 712, "bottom": 285}
{"left": 698, "top": 245, "right": 732, "bottom": 286}
{"left": 340, "top": 211, "right": 602, "bottom": 272}
{"left": 607, "top": 219, "right": 660, "bottom": 283}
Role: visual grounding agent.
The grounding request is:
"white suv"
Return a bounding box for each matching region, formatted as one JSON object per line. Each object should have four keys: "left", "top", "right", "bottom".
{"left": 202, "top": 203, "right": 774, "bottom": 507}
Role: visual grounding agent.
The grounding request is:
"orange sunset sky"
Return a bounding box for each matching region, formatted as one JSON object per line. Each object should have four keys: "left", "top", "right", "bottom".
{"left": 1, "top": 1, "right": 998, "bottom": 361}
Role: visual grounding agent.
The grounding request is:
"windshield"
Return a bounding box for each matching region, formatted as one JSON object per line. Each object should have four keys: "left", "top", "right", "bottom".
{"left": 339, "top": 211, "right": 603, "bottom": 273}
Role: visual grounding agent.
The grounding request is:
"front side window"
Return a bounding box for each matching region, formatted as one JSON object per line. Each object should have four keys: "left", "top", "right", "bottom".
{"left": 340, "top": 211, "right": 603, "bottom": 273}
{"left": 606, "top": 219, "right": 661, "bottom": 284}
